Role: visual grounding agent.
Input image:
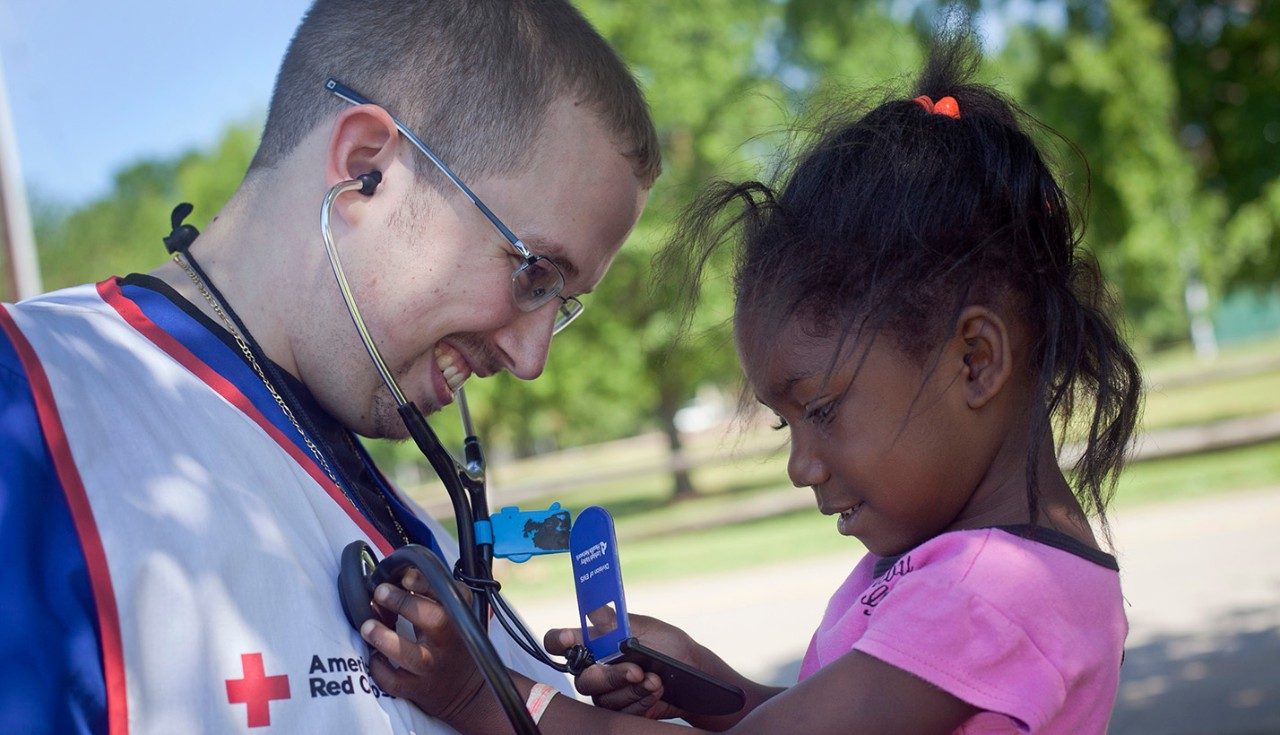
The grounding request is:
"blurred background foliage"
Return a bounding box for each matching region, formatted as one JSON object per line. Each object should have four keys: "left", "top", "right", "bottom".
{"left": 13, "top": 0, "right": 1280, "bottom": 495}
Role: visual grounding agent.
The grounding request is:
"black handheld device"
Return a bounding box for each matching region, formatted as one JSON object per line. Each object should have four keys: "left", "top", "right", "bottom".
{"left": 615, "top": 637, "right": 745, "bottom": 717}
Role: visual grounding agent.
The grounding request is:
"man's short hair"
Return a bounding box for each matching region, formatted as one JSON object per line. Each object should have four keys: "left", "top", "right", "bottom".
{"left": 249, "top": 0, "right": 661, "bottom": 187}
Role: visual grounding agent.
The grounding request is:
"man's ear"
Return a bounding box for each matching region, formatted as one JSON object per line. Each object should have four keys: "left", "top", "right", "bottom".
{"left": 954, "top": 305, "right": 1013, "bottom": 410}
{"left": 324, "top": 105, "right": 403, "bottom": 221}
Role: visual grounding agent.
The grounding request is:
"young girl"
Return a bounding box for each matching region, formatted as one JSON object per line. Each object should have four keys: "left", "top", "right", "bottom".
{"left": 359, "top": 36, "right": 1140, "bottom": 734}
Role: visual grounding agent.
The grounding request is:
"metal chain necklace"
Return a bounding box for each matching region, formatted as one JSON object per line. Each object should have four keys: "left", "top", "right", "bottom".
{"left": 171, "top": 251, "right": 409, "bottom": 545}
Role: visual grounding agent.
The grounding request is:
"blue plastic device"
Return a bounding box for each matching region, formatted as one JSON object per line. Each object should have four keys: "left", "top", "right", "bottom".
{"left": 475, "top": 502, "right": 572, "bottom": 563}
{"left": 566, "top": 506, "right": 747, "bottom": 716}
{"left": 569, "top": 505, "right": 630, "bottom": 662}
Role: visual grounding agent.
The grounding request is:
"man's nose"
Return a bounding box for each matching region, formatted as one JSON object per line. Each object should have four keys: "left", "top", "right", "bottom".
{"left": 492, "top": 302, "right": 557, "bottom": 380}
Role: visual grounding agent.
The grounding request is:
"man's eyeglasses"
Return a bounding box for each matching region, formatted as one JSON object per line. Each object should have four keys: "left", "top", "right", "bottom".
{"left": 326, "top": 78, "right": 583, "bottom": 335}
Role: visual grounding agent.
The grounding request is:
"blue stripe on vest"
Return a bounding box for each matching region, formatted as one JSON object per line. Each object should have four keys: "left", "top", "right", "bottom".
{"left": 0, "top": 322, "right": 107, "bottom": 735}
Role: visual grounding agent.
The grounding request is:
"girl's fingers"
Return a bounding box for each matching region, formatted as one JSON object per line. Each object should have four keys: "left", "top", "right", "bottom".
{"left": 591, "top": 679, "right": 662, "bottom": 712}
{"left": 360, "top": 618, "right": 433, "bottom": 676}
{"left": 610, "top": 690, "right": 663, "bottom": 717}
{"left": 390, "top": 568, "right": 471, "bottom": 604}
{"left": 368, "top": 652, "right": 414, "bottom": 699}
{"left": 543, "top": 627, "right": 584, "bottom": 655}
{"left": 573, "top": 665, "right": 645, "bottom": 701}
{"left": 373, "top": 583, "right": 450, "bottom": 633}
{"left": 399, "top": 568, "right": 431, "bottom": 595}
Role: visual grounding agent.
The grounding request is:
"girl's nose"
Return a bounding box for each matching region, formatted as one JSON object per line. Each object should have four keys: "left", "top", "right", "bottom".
{"left": 787, "top": 431, "right": 830, "bottom": 489}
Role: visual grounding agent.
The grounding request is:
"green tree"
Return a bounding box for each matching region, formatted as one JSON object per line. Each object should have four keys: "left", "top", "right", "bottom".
{"left": 33, "top": 122, "right": 259, "bottom": 290}
{"left": 457, "top": 0, "right": 794, "bottom": 499}
{"left": 996, "top": 0, "right": 1211, "bottom": 348}
{"left": 1151, "top": 0, "right": 1280, "bottom": 289}
{"left": 30, "top": 1, "right": 1273, "bottom": 501}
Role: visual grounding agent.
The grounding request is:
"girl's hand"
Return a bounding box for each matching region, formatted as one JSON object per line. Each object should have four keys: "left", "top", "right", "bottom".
{"left": 359, "top": 570, "right": 493, "bottom": 728}
{"left": 544, "top": 612, "right": 700, "bottom": 721}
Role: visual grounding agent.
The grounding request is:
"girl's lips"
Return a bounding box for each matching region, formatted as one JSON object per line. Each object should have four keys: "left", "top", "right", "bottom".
{"left": 836, "top": 502, "right": 864, "bottom": 535}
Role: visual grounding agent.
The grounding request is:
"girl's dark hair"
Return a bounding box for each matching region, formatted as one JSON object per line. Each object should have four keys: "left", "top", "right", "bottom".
{"left": 665, "top": 32, "right": 1142, "bottom": 531}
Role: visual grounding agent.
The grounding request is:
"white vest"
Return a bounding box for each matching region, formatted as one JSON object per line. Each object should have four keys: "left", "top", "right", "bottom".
{"left": 5, "top": 283, "right": 570, "bottom": 734}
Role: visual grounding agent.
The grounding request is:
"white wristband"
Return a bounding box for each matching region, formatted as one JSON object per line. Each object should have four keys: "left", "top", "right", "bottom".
{"left": 526, "top": 682, "right": 558, "bottom": 725}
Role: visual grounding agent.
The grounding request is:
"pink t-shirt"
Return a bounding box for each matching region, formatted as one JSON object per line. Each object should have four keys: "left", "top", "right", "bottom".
{"left": 798, "top": 527, "right": 1126, "bottom": 734}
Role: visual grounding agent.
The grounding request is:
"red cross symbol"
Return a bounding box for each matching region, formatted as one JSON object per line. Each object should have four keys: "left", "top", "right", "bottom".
{"left": 226, "top": 652, "right": 291, "bottom": 728}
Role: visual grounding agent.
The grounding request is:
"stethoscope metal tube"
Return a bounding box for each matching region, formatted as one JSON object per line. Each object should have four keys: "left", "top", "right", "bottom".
{"left": 457, "top": 387, "right": 486, "bottom": 481}
{"left": 321, "top": 176, "right": 491, "bottom": 621}
{"left": 320, "top": 177, "right": 408, "bottom": 406}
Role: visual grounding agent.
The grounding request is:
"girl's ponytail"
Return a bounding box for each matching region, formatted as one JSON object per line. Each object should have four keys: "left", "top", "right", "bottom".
{"left": 1030, "top": 254, "right": 1143, "bottom": 534}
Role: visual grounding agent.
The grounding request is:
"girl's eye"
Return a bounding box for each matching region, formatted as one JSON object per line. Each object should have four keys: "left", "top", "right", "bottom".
{"left": 804, "top": 400, "right": 838, "bottom": 425}
{"left": 771, "top": 416, "right": 789, "bottom": 431}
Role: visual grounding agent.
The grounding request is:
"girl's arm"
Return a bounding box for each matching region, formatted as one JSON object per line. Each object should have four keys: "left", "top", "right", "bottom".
{"left": 363, "top": 581, "right": 976, "bottom": 735}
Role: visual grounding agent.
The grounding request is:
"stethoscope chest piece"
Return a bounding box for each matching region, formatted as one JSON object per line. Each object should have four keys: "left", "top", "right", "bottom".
{"left": 338, "top": 540, "right": 380, "bottom": 630}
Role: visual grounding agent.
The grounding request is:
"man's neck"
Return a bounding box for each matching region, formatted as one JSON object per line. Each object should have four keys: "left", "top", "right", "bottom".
{"left": 148, "top": 189, "right": 308, "bottom": 380}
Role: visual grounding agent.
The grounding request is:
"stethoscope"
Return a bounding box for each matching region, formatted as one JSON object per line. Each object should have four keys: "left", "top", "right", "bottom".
{"left": 320, "top": 173, "right": 590, "bottom": 734}
{"left": 163, "top": 177, "right": 738, "bottom": 733}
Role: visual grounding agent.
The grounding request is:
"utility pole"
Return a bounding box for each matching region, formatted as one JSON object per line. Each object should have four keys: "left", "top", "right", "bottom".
{"left": 0, "top": 54, "right": 42, "bottom": 301}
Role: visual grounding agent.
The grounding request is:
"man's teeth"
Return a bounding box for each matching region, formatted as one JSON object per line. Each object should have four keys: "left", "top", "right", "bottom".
{"left": 435, "top": 347, "right": 470, "bottom": 392}
{"left": 443, "top": 365, "right": 466, "bottom": 391}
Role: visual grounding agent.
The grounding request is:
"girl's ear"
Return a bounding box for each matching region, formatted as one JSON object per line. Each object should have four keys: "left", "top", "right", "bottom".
{"left": 954, "top": 306, "right": 1012, "bottom": 410}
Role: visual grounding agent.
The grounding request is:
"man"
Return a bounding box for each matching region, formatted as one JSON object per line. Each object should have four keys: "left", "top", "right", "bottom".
{"left": 0, "top": 2, "right": 659, "bottom": 732}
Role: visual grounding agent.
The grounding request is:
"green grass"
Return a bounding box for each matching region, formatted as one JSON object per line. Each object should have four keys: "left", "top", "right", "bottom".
{"left": 496, "top": 505, "right": 858, "bottom": 601}
{"left": 483, "top": 353, "right": 1280, "bottom": 533}
{"left": 467, "top": 352, "right": 1280, "bottom": 524}
{"left": 1141, "top": 369, "right": 1280, "bottom": 431}
{"left": 1111, "top": 439, "right": 1280, "bottom": 507}
{"left": 1141, "top": 336, "right": 1280, "bottom": 382}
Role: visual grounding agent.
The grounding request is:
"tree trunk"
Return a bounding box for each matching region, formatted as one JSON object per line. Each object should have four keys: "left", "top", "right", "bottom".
{"left": 659, "top": 395, "right": 696, "bottom": 500}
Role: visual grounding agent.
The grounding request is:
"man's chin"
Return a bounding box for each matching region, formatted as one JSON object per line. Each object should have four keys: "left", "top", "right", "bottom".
{"left": 362, "top": 422, "right": 410, "bottom": 442}
{"left": 367, "top": 409, "right": 408, "bottom": 441}
{"left": 367, "top": 396, "right": 441, "bottom": 441}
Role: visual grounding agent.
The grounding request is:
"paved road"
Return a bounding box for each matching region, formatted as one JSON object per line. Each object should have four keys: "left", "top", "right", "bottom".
{"left": 515, "top": 486, "right": 1280, "bottom": 733}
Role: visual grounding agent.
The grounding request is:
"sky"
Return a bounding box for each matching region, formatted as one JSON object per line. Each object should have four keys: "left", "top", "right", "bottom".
{"left": 0, "top": 1, "right": 1061, "bottom": 208}
{"left": 1, "top": 0, "right": 311, "bottom": 205}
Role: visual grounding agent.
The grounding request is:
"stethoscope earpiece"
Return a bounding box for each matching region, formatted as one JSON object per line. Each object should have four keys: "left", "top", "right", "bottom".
{"left": 356, "top": 170, "right": 382, "bottom": 196}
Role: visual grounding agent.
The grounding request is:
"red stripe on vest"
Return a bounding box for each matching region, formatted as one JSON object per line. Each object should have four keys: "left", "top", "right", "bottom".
{"left": 96, "top": 278, "right": 394, "bottom": 555}
{"left": 0, "top": 304, "right": 130, "bottom": 735}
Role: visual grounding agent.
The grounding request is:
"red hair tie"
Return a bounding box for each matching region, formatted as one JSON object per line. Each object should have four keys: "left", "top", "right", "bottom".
{"left": 912, "top": 95, "right": 960, "bottom": 119}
